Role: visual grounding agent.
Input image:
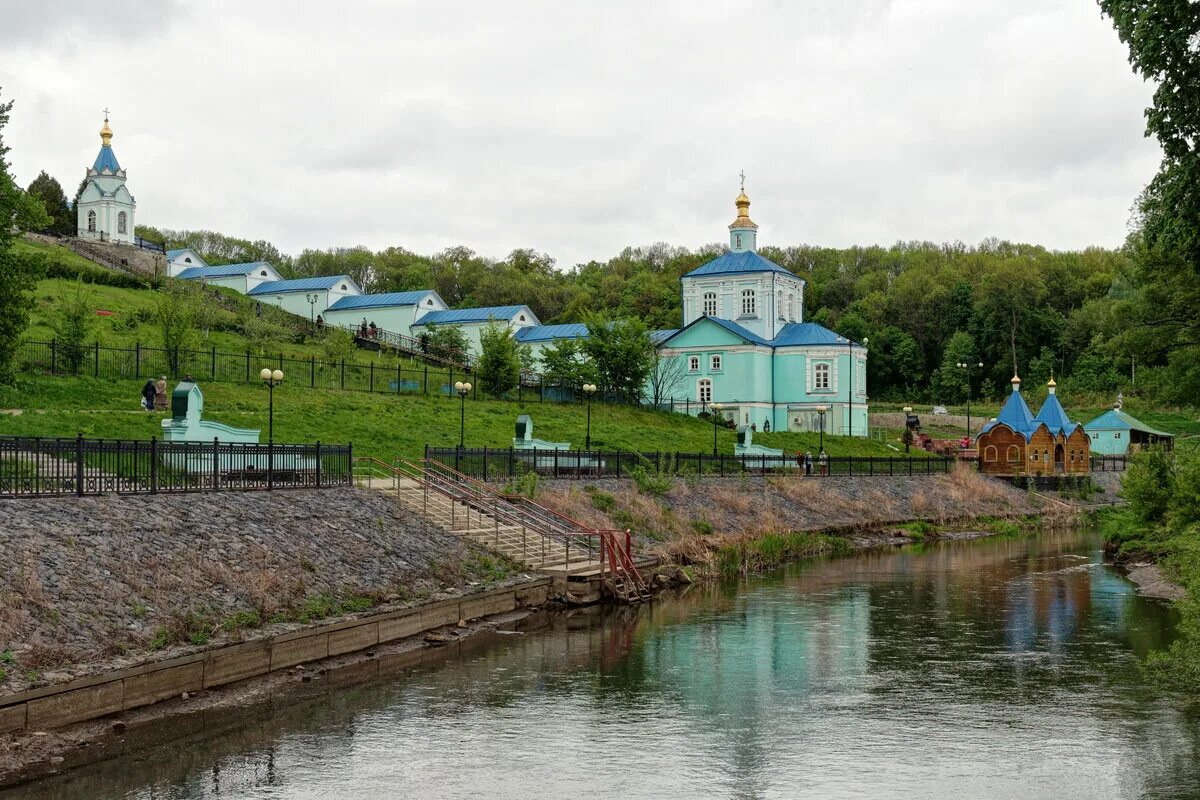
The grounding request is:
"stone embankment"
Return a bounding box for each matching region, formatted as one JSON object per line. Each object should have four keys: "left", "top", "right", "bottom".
{"left": 0, "top": 487, "right": 524, "bottom": 698}
{"left": 536, "top": 466, "right": 1099, "bottom": 567}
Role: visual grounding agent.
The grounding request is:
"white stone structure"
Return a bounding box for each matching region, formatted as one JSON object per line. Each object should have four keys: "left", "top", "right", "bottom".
{"left": 77, "top": 116, "right": 136, "bottom": 244}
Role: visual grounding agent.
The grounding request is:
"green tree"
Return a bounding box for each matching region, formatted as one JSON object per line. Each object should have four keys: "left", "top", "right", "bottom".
{"left": 421, "top": 324, "right": 469, "bottom": 366}
{"left": 155, "top": 283, "right": 199, "bottom": 375}
{"left": 932, "top": 331, "right": 979, "bottom": 403}
{"left": 581, "top": 316, "right": 653, "bottom": 403}
{"left": 0, "top": 89, "right": 51, "bottom": 384}
{"left": 1122, "top": 446, "right": 1174, "bottom": 524}
{"left": 50, "top": 279, "right": 96, "bottom": 375}
{"left": 26, "top": 171, "right": 73, "bottom": 235}
{"left": 476, "top": 322, "right": 521, "bottom": 397}
{"left": 539, "top": 337, "right": 595, "bottom": 388}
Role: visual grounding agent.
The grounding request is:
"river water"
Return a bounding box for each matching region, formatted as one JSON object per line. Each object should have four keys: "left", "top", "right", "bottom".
{"left": 16, "top": 529, "right": 1200, "bottom": 799}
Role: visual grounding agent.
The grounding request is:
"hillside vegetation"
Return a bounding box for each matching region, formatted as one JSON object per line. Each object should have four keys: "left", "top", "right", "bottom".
{"left": 0, "top": 376, "right": 931, "bottom": 461}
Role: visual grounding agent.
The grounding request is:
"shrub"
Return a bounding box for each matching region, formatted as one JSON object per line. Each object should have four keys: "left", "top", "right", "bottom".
{"left": 630, "top": 465, "right": 671, "bottom": 496}
{"left": 1123, "top": 447, "right": 1174, "bottom": 524}
{"left": 590, "top": 491, "right": 615, "bottom": 511}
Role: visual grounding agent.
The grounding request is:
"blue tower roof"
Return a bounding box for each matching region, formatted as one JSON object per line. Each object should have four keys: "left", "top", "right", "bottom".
{"left": 684, "top": 250, "right": 795, "bottom": 278}
{"left": 92, "top": 145, "right": 121, "bottom": 173}
{"left": 1033, "top": 388, "right": 1078, "bottom": 437}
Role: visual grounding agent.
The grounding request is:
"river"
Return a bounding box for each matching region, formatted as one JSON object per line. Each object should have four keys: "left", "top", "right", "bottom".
{"left": 13, "top": 529, "right": 1200, "bottom": 799}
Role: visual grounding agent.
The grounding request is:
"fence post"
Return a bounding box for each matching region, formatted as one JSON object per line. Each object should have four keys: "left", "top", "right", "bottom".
{"left": 616, "top": 450, "right": 621, "bottom": 479}
{"left": 370, "top": 362, "right": 374, "bottom": 393}
{"left": 316, "top": 441, "right": 322, "bottom": 489}
{"left": 150, "top": 436, "right": 158, "bottom": 494}
{"left": 908, "top": 458, "right": 912, "bottom": 476}
{"left": 553, "top": 448, "right": 559, "bottom": 479}
{"left": 74, "top": 432, "right": 84, "bottom": 497}
{"left": 849, "top": 456, "right": 853, "bottom": 478}
{"left": 424, "top": 365, "right": 429, "bottom": 396}
{"left": 211, "top": 345, "right": 217, "bottom": 379}
{"left": 509, "top": 447, "right": 514, "bottom": 477}
{"left": 396, "top": 363, "right": 401, "bottom": 395}
{"left": 311, "top": 356, "right": 315, "bottom": 388}
{"left": 51, "top": 339, "right": 58, "bottom": 375}
{"left": 94, "top": 342, "right": 100, "bottom": 377}
{"left": 340, "top": 359, "right": 345, "bottom": 389}
{"left": 213, "top": 437, "right": 220, "bottom": 490}
{"left": 245, "top": 350, "right": 250, "bottom": 383}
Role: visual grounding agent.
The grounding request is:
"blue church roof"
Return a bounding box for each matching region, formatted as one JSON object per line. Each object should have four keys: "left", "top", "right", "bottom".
{"left": 92, "top": 145, "right": 121, "bottom": 173}
{"left": 771, "top": 323, "right": 856, "bottom": 348}
{"left": 1033, "top": 391, "right": 1080, "bottom": 438}
{"left": 248, "top": 276, "right": 351, "bottom": 295}
{"left": 684, "top": 250, "right": 795, "bottom": 278}
{"left": 514, "top": 323, "right": 589, "bottom": 343}
{"left": 327, "top": 291, "right": 433, "bottom": 311}
{"left": 177, "top": 262, "right": 272, "bottom": 279}
{"left": 649, "top": 329, "right": 679, "bottom": 344}
{"left": 414, "top": 305, "right": 533, "bottom": 326}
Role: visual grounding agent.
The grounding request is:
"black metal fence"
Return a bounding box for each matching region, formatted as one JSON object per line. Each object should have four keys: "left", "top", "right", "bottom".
{"left": 426, "top": 446, "right": 956, "bottom": 481}
{"left": 0, "top": 435, "right": 352, "bottom": 498}
{"left": 1090, "top": 455, "right": 1128, "bottom": 472}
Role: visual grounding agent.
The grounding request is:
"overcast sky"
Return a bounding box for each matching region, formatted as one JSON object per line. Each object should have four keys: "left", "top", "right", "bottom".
{"left": 3, "top": 0, "right": 1159, "bottom": 266}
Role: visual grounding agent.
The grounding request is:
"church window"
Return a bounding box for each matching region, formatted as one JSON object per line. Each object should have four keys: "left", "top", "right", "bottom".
{"left": 427, "top": 299, "right": 433, "bottom": 305}
{"left": 710, "top": 355, "right": 722, "bottom": 372}
{"left": 519, "top": 314, "right": 526, "bottom": 322}
{"left": 703, "top": 292, "right": 717, "bottom": 316}
{"left": 698, "top": 379, "right": 712, "bottom": 404}
{"left": 340, "top": 284, "right": 347, "bottom": 290}
{"left": 983, "top": 446, "right": 997, "bottom": 463}
{"left": 813, "top": 362, "right": 830, "bottom": 391}
{"left": 87, "top": 210, "right": 96, "bottom": 232}
{"left": 260, "top": 270, "right": 268, "bottom": 276}
{"left": 185, "top": 257, "right": 192, "bottom": 263}
{"left": 1114, "top": 432, "right": 1121, "bottom": 439}
{"left": 741, "top": 290, "right": 756, "bottom": 317}
{"left": 735, "top": 233, "right": 742, "bottom": 249}
{"left": 1031, "top": 451, "right": 1039, "bottom": 462}
{"left": 1007, "top": 446, "right": 1020, "bottom": 463}
{"left": 688, "top": 356, "right": 700, "bottom": 372}
{"left": 117, "top": 211, "right": 127, "bottom": 234}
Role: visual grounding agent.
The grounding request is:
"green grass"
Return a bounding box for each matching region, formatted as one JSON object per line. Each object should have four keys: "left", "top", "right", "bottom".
{"left": 0, "top": 375, "right": 930, "bottom": 462}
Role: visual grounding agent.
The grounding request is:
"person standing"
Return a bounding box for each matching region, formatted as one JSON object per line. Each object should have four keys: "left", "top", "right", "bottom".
{"left": 141, "top": 379, "right": 157, "bottom": 412}
{"left": 818, "top": 449, "right": 828, "bottom": 477}
{"left": 804, "top": 450, "right": 813, "bottom": 477}
{"left": 154, "top": 375, "right": 168, "bottom": 411}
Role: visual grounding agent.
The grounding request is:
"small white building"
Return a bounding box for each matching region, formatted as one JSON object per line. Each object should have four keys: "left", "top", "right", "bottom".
{"left": 165, "top": 248, "right": 208, "bottom": 277}
{"left": 514, "top": 323, "right": 590, "bottom": 368}
{"left": 76, "top": 116, "right": 135, "bottom": 244}
{"left": 247, "top": 275, "right": 362, "bottom": 319}
{"left": 322, "top": 290, "right": 448, "bottom": 333}
{"left": 410, "top": 305, "right": 539, "bottom": 358}
{"left": 176, "top": 262, "right": 284, "bottom": 294}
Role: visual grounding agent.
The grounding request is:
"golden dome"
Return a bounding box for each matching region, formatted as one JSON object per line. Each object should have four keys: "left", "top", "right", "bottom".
{"left": 100, "top": 117, "right": 113, "bottom": 147}
{"left": 1011, "top": 374, "right": 1021, "bottom": 384}
{"left": 729, "top": 189, "right": 757, "bottom": 229}
{"left": 1047, "top": 377, "right": 1057, "bottom": 388}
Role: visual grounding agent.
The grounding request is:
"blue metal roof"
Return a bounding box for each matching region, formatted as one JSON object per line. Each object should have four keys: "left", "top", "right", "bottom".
{"left": 649, "top": 329, "right": 678, "bottom": 345}
{"left": 177, "top": 262, "right": 273, "bottom": 280}
{"left": 514, "top": 323, "right": 589, "bottom": 343}
{"left": 660, "top": 315, "right": 772, "bottom": 347}
{"left": 684, "top": 250, "right": 796, "bottom": 278}
{"left": 771, "top": 322, "right": 855, "bottom": 348}
{"left": 1033, "top": 391, "right": 1079, "bottom": 438}
{"left": 413, "top": 305, "right": 533, "bottom": 326}
{"left": 1084, "top": 409, "right": 1173, "bottom": 437}
{"left": 92, "top": 145, "right": 121, "bottom": 173}
{"left": 248, "top": 276, "right": 352, "bottom": 295}
{"left": 326, "top": 291, "right": 434, "bottom": 311}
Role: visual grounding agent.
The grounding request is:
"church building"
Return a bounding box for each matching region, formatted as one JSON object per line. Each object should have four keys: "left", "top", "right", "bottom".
{"left": 652, "top": 189, "right": 869, "bottom": 436}
{"left": 975, "top": 375, "right": 1090, "bottom": 476}
{"left": 77, "top": 115, "right": 136, "bottom": 244}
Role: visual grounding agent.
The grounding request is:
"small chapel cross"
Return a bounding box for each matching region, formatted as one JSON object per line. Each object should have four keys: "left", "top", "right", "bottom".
{"left": 102, "top": 107, "right": 110, "bottom": 121}
{"left": 739, "top": 170, "right": 746, "bottom": 192}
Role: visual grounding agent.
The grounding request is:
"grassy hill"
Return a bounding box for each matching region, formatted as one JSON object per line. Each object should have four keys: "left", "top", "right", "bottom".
{"left": 0, "top": 376, "right": 931, "bottom": 462}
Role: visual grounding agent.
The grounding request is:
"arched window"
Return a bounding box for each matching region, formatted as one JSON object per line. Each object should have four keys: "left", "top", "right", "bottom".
{"left": 427, "top": 299, "right": 433, "bottom": 305}
{"left": 703, "top": 292, "right": 717, "bottom": 316}
{"left": 519, "top": 314, "right": 526, "bottom": 322}
{"left": 741, "top": 289, "right": 756, "bottom": 317}
{"left": 87, "top": 210, "right": 96, "bottom": 232}
{"left": 688, "top": 356, "right": 700, "bottom": 372}
{"left": 735, "top": 233, "right": 742, "bottom": 249}
{"left": 813, "top": 362, "right": 830, "bottom": 391}
{"left": 710, "top": 355, "right": 722, "bottom": 371}
{"left": 184, "top": 257, "right": 192, "bottom": 263}
{"left": 117, "top": 211, "right": 127, "bottom": 234}
{"left": 1031, "top": 450, "right": 1039, "bottom": 462}
{"left": 340, "top": 284, "right": 347, "bottom": 290}
{"left": 697, "top": 379, "right": 712, "bottom": 403}
{"left": 984, "top": 446, "right": 997, "bottom": 463}
{"left": 260, "top": 270, "right": 268, "bottom": 276}
{"left": 1006, "top": 445, "right": 1020, "bottom": 463}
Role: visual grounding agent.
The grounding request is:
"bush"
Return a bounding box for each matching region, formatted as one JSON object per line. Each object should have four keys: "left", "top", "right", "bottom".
{"left": 45, "top": 256, "right": 158, "bottom": 290}
{"left": 1123, "top": 447, "right": 1175, "bottom": 524}
{"left": 590, "top": 491, "right": 615, "bottom": 511}
{"left": 630, "top": 465, "right": 671, "bottom": 496}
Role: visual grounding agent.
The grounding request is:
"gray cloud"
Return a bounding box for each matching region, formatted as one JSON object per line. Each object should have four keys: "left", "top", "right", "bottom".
{"left": 4, "top": 0, "right": 1160, "bottom": 266}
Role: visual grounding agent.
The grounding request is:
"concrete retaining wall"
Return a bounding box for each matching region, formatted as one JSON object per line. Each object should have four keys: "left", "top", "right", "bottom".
{"left": 0, "top": 580, "right": 550, "bottom": 734}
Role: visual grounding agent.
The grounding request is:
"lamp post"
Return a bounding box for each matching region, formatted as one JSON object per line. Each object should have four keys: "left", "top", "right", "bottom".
{"left": 582, "top": 383, "right": 597, "bottom": 449}
{"left": 306, "top": 293, "right": 319, "bottom": 333}
{"left": 902, "top": 405, "right": 913, "bottom": 453}
{"left": 710, "top": 402, "right": 723, "bottom": 456}
{"left": 956, "top": 361, "right": 984, "bottom": 435}
{"left": 260, "top": 368, "right": 283, "bottom": 491}
{"left": 454, "top": 381, "right": 472, "bottom": 449}
{"left": 816, "top": 404, "right": 827, "bottom": 453}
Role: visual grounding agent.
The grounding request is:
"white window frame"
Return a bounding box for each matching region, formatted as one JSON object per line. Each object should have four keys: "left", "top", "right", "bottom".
{"left": 813, "top": 362, "right": 831, "bottom": 391}
{"left": 698, "top": 379, "right": 712, "bottom": 403}
{"left": 710, "top": 354, "right": 722, "bottom": 372}
{"left": 703, "top": 292, "right": 717, "bottom": 316}
{"left": 688, "top": 355, "right": 700, "bottom": 373}
{"left": 740, "top": 289, "right": 756, "bottom": 317}
{"left": 87, "top": 210, "right": 96, "bottom": 232}
{"left": 117, "top": 211, "right": 127, "bottom": 234}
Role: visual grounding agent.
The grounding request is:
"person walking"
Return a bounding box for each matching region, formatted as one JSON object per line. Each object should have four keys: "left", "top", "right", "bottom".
{"left": 140, "top": 379, "right": 157, "bottom": 412}
{"left": 818, "top": 449, "right": 828, "bottom": 477}
{"left": 154, "top": 375, "right": 168, "bottom": 411}
{"left": 804, "top": 450, "right": 813, "bottom": 477}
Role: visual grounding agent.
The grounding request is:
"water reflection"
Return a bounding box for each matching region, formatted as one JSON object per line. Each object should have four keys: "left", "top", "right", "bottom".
{"left": 13, "top": 529, "right": 1200, "bottom": 800}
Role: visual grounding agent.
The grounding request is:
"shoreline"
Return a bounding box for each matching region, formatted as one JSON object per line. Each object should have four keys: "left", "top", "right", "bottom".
{"left": 1118, "top": 561, "right": 1187, "bottom": 602}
